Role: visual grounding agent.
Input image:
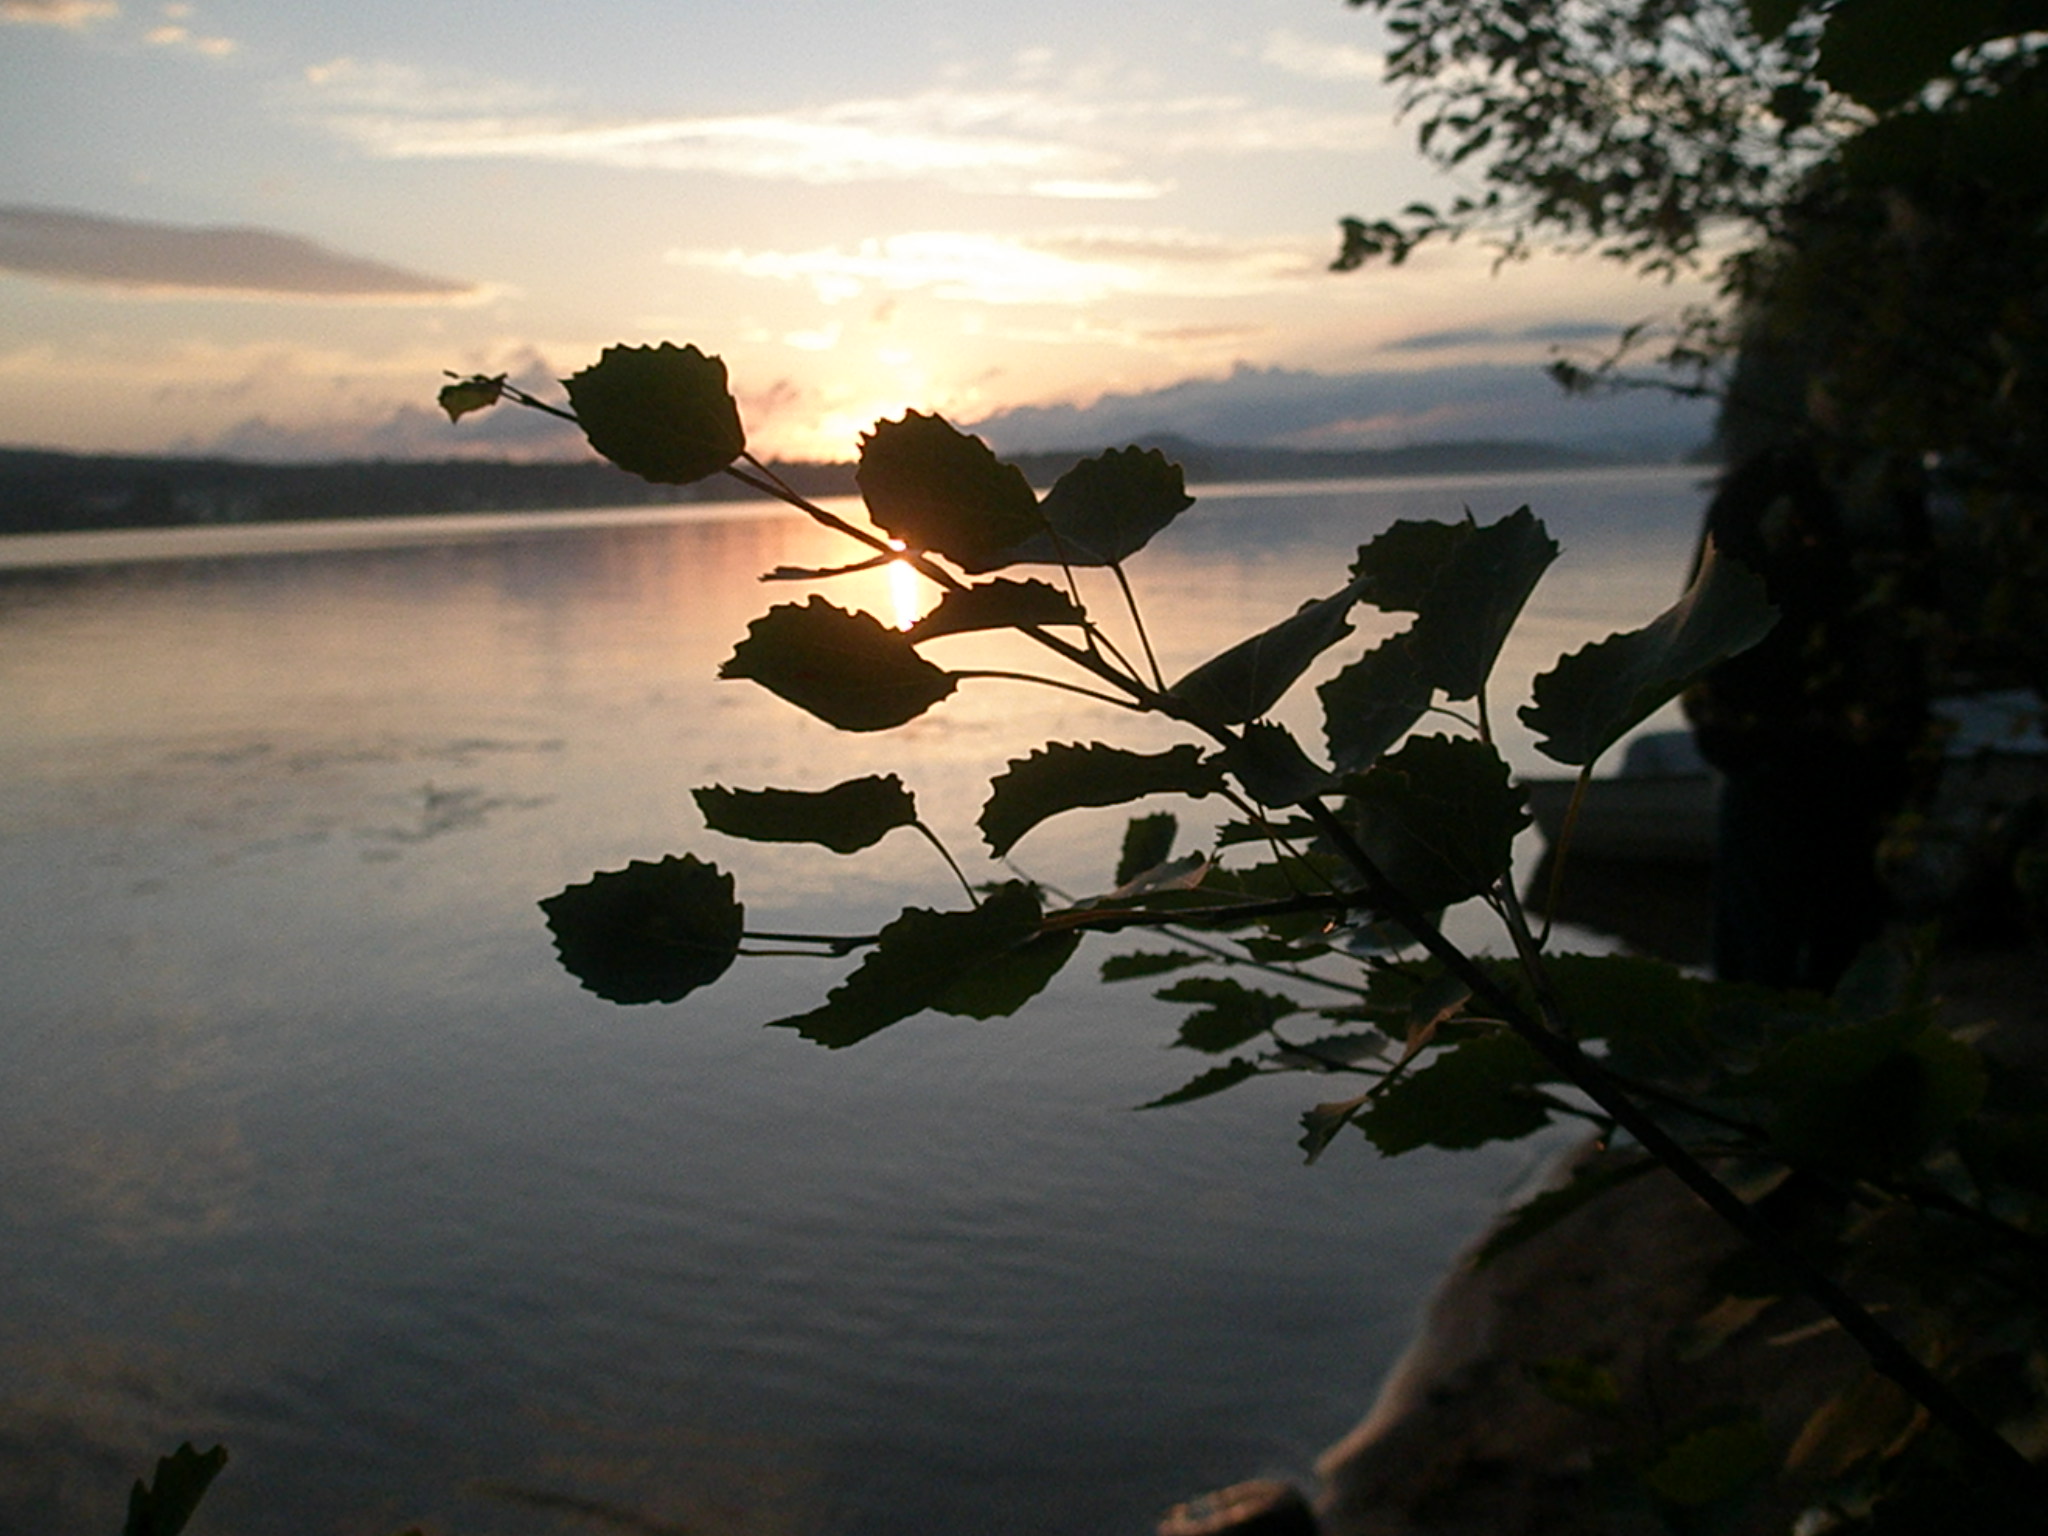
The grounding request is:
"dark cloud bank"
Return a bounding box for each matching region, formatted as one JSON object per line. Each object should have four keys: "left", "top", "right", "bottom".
{"left": 967, "top": 360, "right": 1714, "bottom": 461}
{"left": 0, "top": 205, "right": 473, "bottom": 298}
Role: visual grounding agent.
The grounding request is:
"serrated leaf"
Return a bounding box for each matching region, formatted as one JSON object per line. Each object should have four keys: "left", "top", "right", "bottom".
{"left": 1115, "top": 811, "right": 1179, "bottom": 887}
{"left": 1140, "top": 1057, "right": 1261, "bottom": 1109}
{"left": 1537, "top": 954, "right": 1711, "bottom": 1083}
{"left": 1814, "top": 0, "right": 2005, "bottom": 110}
{"left": 764, "top": 553, "right": 895, "bottom": 582}
{"left": 1300, "top": 1092, "right": 1372, "bottom": 1163}
{"left": 1746, "top": 1012, "right": 1987, "bottom": 1176}
{"left": 1340, "top": 734, "right": 1528, "bottom": 910}
{"left": 1319, "top": 628, "right": 1433, "bottom": 773}
{"left": 1194, "top": 851, "right": 1354, "bottom": 941}
{"left": 563, "top": 343, "right": 745, "bottom": 485}
{"left": 995, "top": 446, "right": 1194, "bottom": 567}
{"left": 906, "top": 578, "right": 1086, "bottom": 641}
{"left": 1169, "top": 578, "right": 1366, "bottom": 726}
{"left": 1101, "top": 948, "right": 1207, "bottom": 981}
{"left": 1217, "top": 720, "right": 1336, "bottom": 806}
{"left": 1520, "top": 540, "right": 1776, "bottom": 768}
{"left": 721, "top": 596, "right": 958, "bottom": 732}
{"left": 771, "top": 883, "right": 1052, "bottom": 1047}
{"left": 125, "top": 1443, "right": 227, "bottom": 1536}
{"left": 438, "top": 374, "right": 504, "bottom": 422}
{"left": 979, "top": 741, "right": 1224, "bottom": 857}
{"left": 1351, "top": 509, "right": 1557, "bottom": 701}
{"left": 936, "top": 928, "right": 1081, "bottom": 1018}
{"left": 1156, "top": 975, "right": 1301, "bottom": 1052}
{"left": 693, "top": 775, "right": 917, "bottom": 855}
{"left": 540, "top": 855, "right": 744, "bottom": 1004}
{"left": 1358, "top": 1029, "right": 1552, "bottom": 1153}
{"left": 1101, "top": 851, "right": 1210, "bottom": 902}
{"left": 857, "top": 412, "right": 1042, "bottom": 572}
{"left": 1745, "top": 0, "right": 1804, "bottom": 41}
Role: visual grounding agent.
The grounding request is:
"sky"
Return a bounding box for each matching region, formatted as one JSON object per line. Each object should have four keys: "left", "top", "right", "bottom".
{"left": 0, "top": 0, "right": 1716, "bottom": 462}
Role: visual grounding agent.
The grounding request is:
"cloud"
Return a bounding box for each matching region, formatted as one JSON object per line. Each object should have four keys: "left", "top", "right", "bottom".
{"left": 193, "top": 355, "right": 592, "bottom": 462}
{"left": 0, "top": 206, "right": 478, "bottom": 300}
{"left": 673, "top": 228, "right": 1318, "bottom": 307}
{"left": 1386, "top": 320, "right": 1624, "bottom": 352}
{"left": 965, "top": 360, "right": 1716, "bottom": 458}
{"left": 1261, "top": 30, "right": 1383, "bottom": 82}
{"left": 1, "top": 0, "right": 117, "bottom": 25}
{"left": 145, "top": 23, "right": 235, "bottom": 56}
{"left": 285, "top": 61, "right": 1386, "bottom": 198}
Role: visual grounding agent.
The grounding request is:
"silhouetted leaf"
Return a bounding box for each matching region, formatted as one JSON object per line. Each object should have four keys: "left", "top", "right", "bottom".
{"left": 693, "top": 775, "right": 918, "bottom": 854}
{"left": 125, "top": 1442, "right": 227, "bottom": 1536}
{"left": 1156, "top": 976, "right": 1301, "bottom": 1052}
{"left": 437, "top": 373, "right": 504, "bottom": 422}
{"left": 1300, "top": 1092, "right": 1372, "bottom": 1163}
{"left": 1352, "top": 508, "right": 1557, "bottom": 700}
{"left": 1319, "top": 628, "right": 1433, "bottom": 772}
{"left": 563, "top": 343, "right": 745, "bottom": 485}
{"left": 1196, "top": 851, "right": 1354, "bottom": 940}
{"left": 1217, "top": 720, "right": 1336, "bottom": 806}
{"left": 721, "top": 597, "right": 958, "bottom": 732}
{"left": 906, "top": 577, "right": 1086, "bottom": 641}
{"left": 1539, "top": 953, "right": 1712, "bottom": 1078}
{"left": 1358, "top": 1030, "right": 1552, "bottom": 1153}
{"left": 1115, "top": 811, "right": 1179, "bottom": 886}
{"left": 1744, "top": 0, "right": 1807, "bottom": 42}
{"left": 1140, "top": 1057, "right": 1261, "bottom": 1109}
{"left": 1169, "top": 578, "right": 1365, "bottom": 726}
{"left": 1101, "top": 948, "right": 1207, "bottom": 981}
{"left": 1746, "top": 1012, "right": 1987, "bottom": 1176}
{"left": 771, "top": 882, "right": 1056, "bottom": 1046}
{"left": 996, "top": 446, "right": 1194, "bottom": 566}
{"left": 764, "top": 553, "right": 895, "bottom": 582}
{"left": 1520, "top": 540, "right": 1776, "bottom": 767}
{"left": 857, "top": 412, "right": 1041, "bottom": 572}
{"left": 1102, "top": 851, "right": 1210, "bottom": 903}
{"left": 1815, "top": 0, "right": 2006, "bottom": 110}
{"left": 941, "top": 929, "right": 1083, "bottom": 1018}
{"left": 979, "top": 741, "right": 1224, "bottom": 857}
{"left": 1340, "top": 734, "right": 1528, "bottom": 910}
{"left": 541, "top": 855, "right": 744, "bottom": 1004}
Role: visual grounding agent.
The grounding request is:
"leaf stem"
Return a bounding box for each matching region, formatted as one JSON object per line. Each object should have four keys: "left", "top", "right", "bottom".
{"left": 1537, "top": 764, "right": 1595, "bottom": 946}
{"left": 913, "top": 820, "right": 980, "bottom": 907}
{"left": 742, "top": 930, "right": 878, "bottom": 955}
{"left": 948, "top": 669, "right": 1147, "bottom": 709}
{"left": 1111, "top": 561, "right": 1167, "bottom": 692}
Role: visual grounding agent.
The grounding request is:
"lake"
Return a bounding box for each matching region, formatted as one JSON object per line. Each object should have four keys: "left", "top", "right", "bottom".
{"left": 0, "top": 465, "right": 1711, "bottom": 1535}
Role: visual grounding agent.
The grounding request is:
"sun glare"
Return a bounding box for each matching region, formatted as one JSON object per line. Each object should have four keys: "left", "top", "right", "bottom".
{"left": 886, "top": 541, "right": 922, "bottom": 631}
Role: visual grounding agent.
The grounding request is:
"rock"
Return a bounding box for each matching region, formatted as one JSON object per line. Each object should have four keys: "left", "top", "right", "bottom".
{"left": 1313, "top": 1142, "right": 1861, "bottom": 1536}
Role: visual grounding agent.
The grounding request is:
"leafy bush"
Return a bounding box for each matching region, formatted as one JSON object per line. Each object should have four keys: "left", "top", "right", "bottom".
{"left": 440, "top": 343, "right": 2048, "bottom": 1532}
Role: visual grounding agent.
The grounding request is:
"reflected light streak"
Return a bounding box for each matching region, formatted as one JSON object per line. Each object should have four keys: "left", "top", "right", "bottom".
{"left": 886, "top": 541, "right": 921, "bottom": 631}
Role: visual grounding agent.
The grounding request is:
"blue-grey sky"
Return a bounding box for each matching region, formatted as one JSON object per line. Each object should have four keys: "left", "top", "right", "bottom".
{"left": 0, "top": 0, "right": 1709, "bottom": 459}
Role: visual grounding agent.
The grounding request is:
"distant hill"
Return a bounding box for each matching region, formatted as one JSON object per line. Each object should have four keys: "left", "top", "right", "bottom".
{"left": 0, "top": 449, "right": 856, "bottom": 537}
{"left": 0, "top": 437, "right": 1673, "bottom": 538}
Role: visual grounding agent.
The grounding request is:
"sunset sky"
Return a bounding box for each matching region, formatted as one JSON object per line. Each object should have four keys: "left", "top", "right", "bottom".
{"left": 1, "top": 0, "right": 1714, "bottom": 462}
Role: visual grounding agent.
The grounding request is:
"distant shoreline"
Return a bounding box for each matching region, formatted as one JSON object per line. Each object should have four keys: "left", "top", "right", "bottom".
{"left": 0, "top": 438, "right": 1705, "bottom": 538}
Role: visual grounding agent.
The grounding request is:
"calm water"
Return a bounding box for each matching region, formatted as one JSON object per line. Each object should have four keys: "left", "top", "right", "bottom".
{"left": 0, "top": 467, "right": 1709, "bottom": 1535}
